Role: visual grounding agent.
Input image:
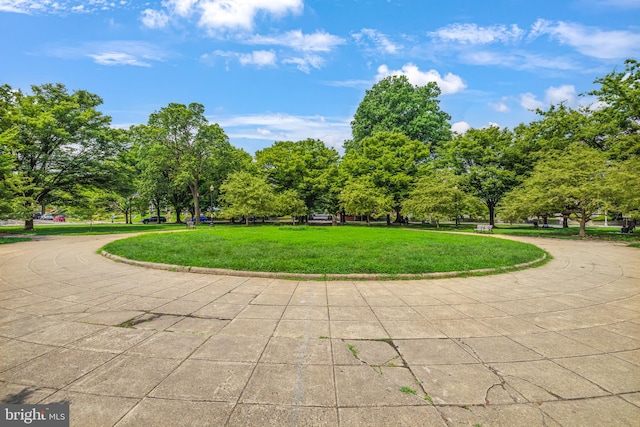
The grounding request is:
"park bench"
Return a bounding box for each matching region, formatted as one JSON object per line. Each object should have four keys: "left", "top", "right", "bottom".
{"left": 186, "top": 220, "right": 196, "bottom": 230}
{"left": 474, "top": 224, "right": 493, "bottom": 233}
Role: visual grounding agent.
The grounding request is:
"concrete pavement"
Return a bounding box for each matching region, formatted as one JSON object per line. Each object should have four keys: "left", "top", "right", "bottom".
{"left": 0, "top": 233, "right": 639, "bottom": 426}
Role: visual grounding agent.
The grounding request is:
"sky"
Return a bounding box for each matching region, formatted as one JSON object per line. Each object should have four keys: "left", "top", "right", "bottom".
{"left": 1, "top": 0, "right": 639, "bottom": 154}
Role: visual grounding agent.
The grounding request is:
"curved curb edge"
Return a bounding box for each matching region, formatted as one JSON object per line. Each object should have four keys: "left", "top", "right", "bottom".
{"left": 101, "top": 250, "right": 548, "bottom": 281}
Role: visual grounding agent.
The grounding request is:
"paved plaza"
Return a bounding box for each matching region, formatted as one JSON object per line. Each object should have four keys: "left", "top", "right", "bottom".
{"left": 0, "top": 233, "right": 639, "bottom": 426}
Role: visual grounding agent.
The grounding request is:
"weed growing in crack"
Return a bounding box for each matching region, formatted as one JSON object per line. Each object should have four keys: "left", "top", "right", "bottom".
{"left": 400, "top": 386, "right": 417, "bottom": 395}
{"left": 318, "top": 336, "right": 329, "bottom": 339}
{"left": 424, "top": 394, "right": 434, "bottom": 404}
{"left": 347, "top": 343, "right": 358, "bottom": 359}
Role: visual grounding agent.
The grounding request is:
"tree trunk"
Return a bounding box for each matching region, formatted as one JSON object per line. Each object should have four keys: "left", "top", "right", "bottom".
{"left": 245, "top": 216, "right": 250, "bottom": 226}
{"left": 367, "top": 214, "right": 370, "bottom": 225}
{"left": 192, "top": 183, "right": 200, "bottom": 224}
{"left": 579, "top": 211, "right": 587, "bottom": 237}
{"left": 24, "top": 218, "right": 34, "bottom": 231}
{"left": 386, "top": 214, "right": 391, "bottom": 226}
{"left": 394, "top": 210, "right": 403, "bottom": 223}
{"left": 487, "top": 201, "right": 496, "bottom": 226}
{"left": 563, "top": 215, "right": 569, "bottom": 228}
{"left": 155, "top": 201, "right": 161, "bottom": 223}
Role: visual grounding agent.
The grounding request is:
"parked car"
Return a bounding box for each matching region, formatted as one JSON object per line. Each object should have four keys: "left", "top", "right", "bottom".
{"left": 142, "top": 216, "right": 167, "bottom": 224}
{"left": 192, "top": 215, "right": 209, "bottom": 223}
{"left": 54, "top": 215, "right": 66, "bottom": 222}
{"left": 33, "top": 212, "right": 42, "bottom": 219}
{"left": 42, "top": 214, "right": 54, "bottom": 220}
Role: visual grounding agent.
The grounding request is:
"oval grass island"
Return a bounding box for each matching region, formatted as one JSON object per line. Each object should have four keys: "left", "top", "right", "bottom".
{"left": 101, "top": 225, "right": 547, "bottom": 280}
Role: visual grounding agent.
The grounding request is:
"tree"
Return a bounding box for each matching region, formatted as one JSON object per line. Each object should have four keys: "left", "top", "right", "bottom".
{"left": 341, "top": 131, "right": 431, "bottom": 223}
{"left": 220, "top": 171, "right": 275, "bottom": 225}
{"left": 440, "top": 126, "right": 518, "bottom": 226}
{"left": 339, "top": 177, "right": 393, "bottom": 225}
{"left": 275, "top": 189, "right": 307, "bottom": 225}
{"left": 402, "top": 170, "right": 484, "bottom": 227}
{"left": 141, "top": 103, "right": 228, "bottom": 224}
{"left": 588, "top": 58, "right": 640, "bottom": 160}
{"left": 2, "top": 83, "right": 118, "bottom": 230}
{"left": 256, "top": 139, "right": 339, "bottom": 216}
{"left": 501, "top": 143, "right": 614, "bottom": 237}
{"left": 348, "top": 75, "right": 451, "bottom": 151}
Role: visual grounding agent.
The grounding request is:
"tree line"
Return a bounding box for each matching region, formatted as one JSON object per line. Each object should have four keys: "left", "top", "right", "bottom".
{"left": 1, "top": 59, "right": 638, "bottom": 236}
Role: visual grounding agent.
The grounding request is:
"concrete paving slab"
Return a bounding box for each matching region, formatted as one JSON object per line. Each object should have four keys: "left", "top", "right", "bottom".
{"left": 259, "top": 337, "right": 332, "bottom": 365}
{"left": 330, "top": 321, "right": 389, "bottom": 339}
{"left": 240, "top": 364, "right": 335, "bottom": 406}
{"left": 125, "top": 331, "right": 207, "bottom": 359}
{"left": 115, "top": 398, "right": 234, "bottom": 427}
{"left": 0, "top": 383, "right": 57, "bottom": 403}
{"left": 237, "top": 304, "right": 286, "bottom": 319}
{"left": 66, "top": 355, "right": 180, "bottom": 398}
{"left": 492, "top": 360, "right": 610, "bottom": 400}
{"left": 539, "top": 396, "right": 640, "bottom": 426}
{"left": 42, "top": 391, "right": 139, "bottom": 427}
{"left": 281, "top": 305, "right": 328, "bottom": 320}
{"left": 0, "top": 348, "right": 115, "bottom": 388}
{"left": 0, "top": 340, "right": 57, "bottom": 372}
{"left": 413, "top": 364, "right": 501, "bottom": 405}
{"left": 339, "top": 406, "right": 445, "bottom": 426}
{"left": 341, "top": 339, "right": 399, "bottom": 366}
{"left": 439, "top": 404, "right": 553, "bottom": 427}
{"left": 228, "top": 404, "right": 338, "bottom": 427}
{"left": 218, "top": 318, "right": 278, "bottom": 336}
{"left": 553, "top": 354, "right": 640, "bottom": 394}
{"left": 335, "top": 364, "right": 428, "bottom": 406}
{"left": 166, "top": 316, "right": 229, "bottom": 334}
{"left": 460, "top": 336, "right": 544, "bottom": 363}
{"left": 191, "top": 335, "right": 269, "bottom": 362}
{"left": 395, "top": 338, "right": 477, "bottom": 365}
{"left": 149, "top": 360, "right": 253, "bottom": 401}
{"left": 67, "top": 327, "right": 154, "bottom": 353}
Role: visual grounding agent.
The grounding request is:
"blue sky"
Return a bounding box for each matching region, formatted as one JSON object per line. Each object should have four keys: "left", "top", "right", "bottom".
{"left": 1, "top": 0, "right": 639, "bottom": 154}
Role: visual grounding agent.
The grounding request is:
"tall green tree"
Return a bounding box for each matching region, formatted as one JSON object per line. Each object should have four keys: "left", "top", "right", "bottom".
{"left": 2, "top": 83, "right": 118, "bottom": 230}
{"left": 275, "top": 189, "right": 307, "bottom": 225}
{"left": 339, "top": 176, "right": 393, "bottom": 225}
{"left": 255, "top": 138, "right": 339, "bottom": 215}
{"left": 348, "top": 75, "right": 451, "bottom": 151}
{"left": 138, "top": 103, "right": 229, "bottom": 224}
{"left": 440, "top": 126, "right": 518, "bottom": 226}
{"left": 341, "top": 131, "right": 431, "bottom": 223}
{"left": 501, "top": 143, "right": 614, "bottom": 237}
{"left": 586, "top": 59, "right": 640, "bottom": 160}
{"left": 402, "top": 170, "right": 484, "bottom": 227}
{"left": 220, "top": 171, "right": 275, "bottom": 226}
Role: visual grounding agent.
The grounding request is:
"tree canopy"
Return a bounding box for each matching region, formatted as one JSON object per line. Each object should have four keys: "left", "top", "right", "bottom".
{"left": 348, "top": 75, "right": 451, "bottom": 151}
{"left": 1, "top": 83, "right": 119, "bottom": 230}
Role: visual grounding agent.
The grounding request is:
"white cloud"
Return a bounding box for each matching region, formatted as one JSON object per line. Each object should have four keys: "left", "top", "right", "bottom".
{"left": 451, "top": 121, "right": 471, "bottom": 134}
{"left": 47, "top": 41, "right": 167, "bottom": 67}
{"left": 545, "top": 84, "right": 576, "bottom": 105}
{"left": 489, "top": 101, "right": 510, "bottom": 113}
{"left": 141, "top": 9, "right": 169, "bottom": 29}
{"left": 520, "top": 93, "right": 545, "bottom": 111}
{"left": 247, "top": 30, "right": 345, "bottom": 52}
{"left": 238, "top": 50, "right": 277, "bottom": 67}
{"left": 352, "top": 28, "right": 401, "bottom": 54}
{"left": 528, "top": 19, "right": 640, "bottom": 59}
{"left": 429, "top": 23, "right": 525, "bottom": 45}
{"left": 198, "top": 0, "right": 302, "bottom": 32}
{"left": 375, "top": 63, "right": 466, "bottom": 95}
{"left": 282, "top": 54, "right": 324, "bottom": 73}
{"left": 89, "top": 52, "right": 151, "bottom": 67}
{"left": 520, "top": 84, "right": 579, "bottom": 112}
{"left": 0, "top": 0, "right": 127, "bottom": 14}
{"left": 212, "top": 113, "right": 352, "bottom": 151}
{"left": 163, "top": 0, "right": 198, "bottom": 17}
{"left": 463, "top": 50, "right": 578, "bottom": 71}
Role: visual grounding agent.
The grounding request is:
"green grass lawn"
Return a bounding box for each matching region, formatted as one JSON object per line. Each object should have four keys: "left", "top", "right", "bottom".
{"left": 0, "top": 237, "right": 31, "bottom": 245}
{"left": 406, "top": 223, "right": 640, "bottom": 244}
{"left": 102, "top": 225, "right": 547, "bottom": 277}
{"left": 0, "top": 223, "right": 187, "bottom": 236}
